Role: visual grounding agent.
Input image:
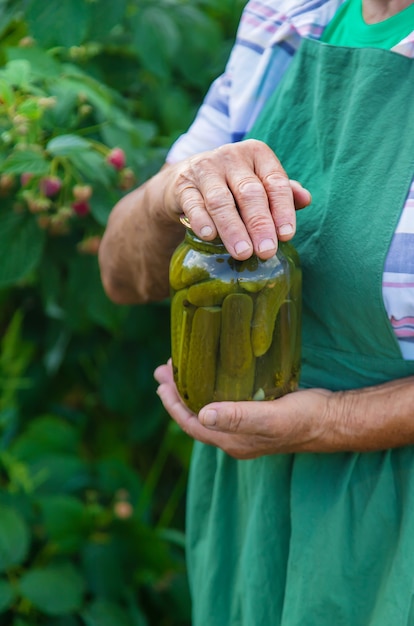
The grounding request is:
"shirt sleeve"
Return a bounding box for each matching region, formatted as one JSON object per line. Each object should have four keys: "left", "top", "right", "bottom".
{"left": 166, "top": 0, "right": 332, "bottom": 164}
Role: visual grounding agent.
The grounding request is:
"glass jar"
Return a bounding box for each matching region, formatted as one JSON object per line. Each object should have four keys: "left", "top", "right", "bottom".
{"left": 169, "top": 221, "right": 302, "bottom": 413}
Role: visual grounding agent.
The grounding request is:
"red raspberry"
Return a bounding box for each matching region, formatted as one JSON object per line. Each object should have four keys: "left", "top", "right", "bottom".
{"left": 72, "top": 200, "right": 90, "bottom": 216}
{"left": 106, "top": 147, "right": 126, "bottom": 170}
{"left": 40, "top": 176, "right": 62, "bottom": 197}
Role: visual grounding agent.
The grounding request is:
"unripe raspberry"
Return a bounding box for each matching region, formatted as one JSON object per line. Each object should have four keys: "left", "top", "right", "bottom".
{"left": 38, "top": 97, "right": 57, "bottom": 109}
{"left": 23, "top": 191, "right": 51, "bottom": 213}
{"left": 40, "top": 176, "right": 62, "bottom": 198}
{"left": 18, "top": 36, "right": 35, "bottom": 47}
{"left": 119, "top": 168, "right": 136, "bottom": 191}
{"left": 12, "top": 114, "right": 27, "bottom": 126}
{"left": 77, "top": 235, "right": 102, "bottom": 255}
{"left": 114, "top": 501, "right": 133, "bottom": 520}
{"left": 79, "top": 104, "right": 93, "bottom": 117}
{"left": 0, "top": 173, "right": 15, "bottom": 192}
{"left": 69, "top": 46, "right": 87, "bottom": 61}
{"left": 20, "top": 172, "right": 34, "bottom": 187}
{"left": 15, "top": 122, "right": 29, "bottom": 136}
{"left": 106, "top": 147, "right": 126, "bottom": 170}
{"left": 72, "top": 200, "right": 90, "bottom": 216}
{"left": 37, "top": 215, "right": 51, "bottom": 229}
{"left": 73, "top": 184, "right": 93, "bottom": 202}
{"left": 49, "top": 214, "right": 70, "bottom": 236}
{"left": 58, "top": 206, "right": 75, "bottom": 219}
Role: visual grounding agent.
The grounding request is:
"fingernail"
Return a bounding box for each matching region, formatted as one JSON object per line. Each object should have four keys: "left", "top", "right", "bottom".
{"left": 278, "top": 224, "right": 294, "bottom": 236}
{"left": 200, "top": 409, "right": 217, "bottom": 427}
{"left": 258, "top": 238, "right": 276, "bottom": 253}
{"left": 200, "top": 225, "right": 213, "bottom": 237}
{"left": 234, "top": 240, "right": 251, "bottom": 255}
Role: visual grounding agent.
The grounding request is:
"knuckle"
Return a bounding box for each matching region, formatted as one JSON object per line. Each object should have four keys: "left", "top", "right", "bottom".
{"left": 204, "top": 186, "right": 233, "bottom": 213}
{"left": 243, "top": 138, "right": 266, "bottom": 152}
{"left": 263, "top": 172, "right": 292, "bottom": 190}
{"left": 181, "top": 196, "right": 202, "bottom": 216}
{"left": 237, "top": 178, "right": 265, "bottom": 201}
{"left": 244, "top": 212, "right": 272, "bottom": 231}
{"left": 227, "top": 405, "right": 244, "bottom": 432}
{"left": 175, "top": 169, "right": 196, "bottom": 197}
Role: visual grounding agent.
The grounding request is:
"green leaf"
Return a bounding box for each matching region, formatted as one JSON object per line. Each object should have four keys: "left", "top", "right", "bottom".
{"left": 89, "top": 185, "right": 121, "bottom": 226}
{"left": 17, "top": 454, "right": 90, "bottom": 495}
{"left": 174, "top": 4, "right": 222, "bottom": 86}
{"left": 25, "top": 0, "right": 91, "bottom": 48}
{"left": 19, "top": 563, "right": 85, "bottom": 615}
{"left": 0, "top": 505, "right": 30, "bottom": 573}
{"left": 45, "top": 617, "right": 79, "bottom": 626}
{"left": 81, "top": 540, "right": 127, "bottom": 601}
{"left": 17, "top": 97, "right": 42, "bottom": 120}
{"left": 66, "top": 150, "right": 111, "bottom": 186}
{"left": 0, "top": 212, "right": 46, "bottom": 287}
{"left": 47, "top": 83, "right": 79, "bottom": 129}
{"left": 95, "top": 458, "right": 141, "bottom": 501}
{"left": 46, "top": 135, "right": 91, "bottom": 156}
{"left": 0, "top": 60, "right": 31, "bottom": 89}
{"left": 46, "top": 617, "right": 79, "bottom": 626}
{"left": 56, "top": 74, "right": 115, "bottom": 119}
{"left": 6, "top": 47, "right": 62, "bottom": 79}
{"left": 2, "top": 149, "right": 49, "bottom": 175}
{"left": 38, "top": 495, "right": 92, "bottom": 553}
{"left": 64, "top": 256, "right": 128, "bottom": 332}
{"left": 0, "top": 79, "right": 14, "bottom": 106}
{"left": 88, "top": 0, "right": 128, "bottom": 41}
{"left": 133, "top": 6, "right": 180, "bottom": 78}
{"left": 0, "top": 310, "right": 34, "bottom": 411}
{"left": 0, "top": 578, "right": 15, "bottom": 612}
{"left": 11, "top": 415, "right": 80, "bottom": 461}
{"left": 81, "top": 599, "right": 133, "bottom": 626}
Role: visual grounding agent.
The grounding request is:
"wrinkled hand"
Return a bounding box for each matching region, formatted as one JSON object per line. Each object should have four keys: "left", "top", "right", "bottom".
{"left": 164, "top": 139, "right": 311, "bottom": 260}
{"left": 154, "top": 360, "right": 340, "bottom": 459}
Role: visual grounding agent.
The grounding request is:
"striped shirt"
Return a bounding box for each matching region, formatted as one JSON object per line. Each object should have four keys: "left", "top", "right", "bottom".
{"left": 167, "top": 0, "right": 414, "bottom": 359}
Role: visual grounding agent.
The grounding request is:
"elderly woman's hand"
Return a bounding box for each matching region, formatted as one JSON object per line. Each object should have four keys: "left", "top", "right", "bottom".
{"left": 163, "top": 138, "right": 311, "bottom": 261}
{"left": 154, "top": 360, "right": 341, "bottom": 459}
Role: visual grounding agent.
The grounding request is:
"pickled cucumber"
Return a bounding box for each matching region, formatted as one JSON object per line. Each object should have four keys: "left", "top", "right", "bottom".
{"left": 187, "top": 278, "right": 239, "bottom": 307}
{"left": 176, "top": 305, "right": 196, "bottom": 397}
{"left": 215, "top": 358, "right": 255, "bottom": 402}
{"left": 171, "top": 288, "right": 189, "bottom": 373}
{"left": 169, "top": 242, "right": 191, "bottom": 291}
{"left": 219, "top": 293, "right": 254, "bottom": 376}
{"left": 251, "top": 275, "right": 289, "bottom": 357}
{"left": 186, "top": 306, "right": 222, "bottom": 413}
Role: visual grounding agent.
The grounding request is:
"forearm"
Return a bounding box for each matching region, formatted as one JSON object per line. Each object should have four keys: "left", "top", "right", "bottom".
{"left": 99, "top": 166, "right": 184, "bottom": 304}
{"left": 328, "top": 376, "right": 414, "bottom": 452}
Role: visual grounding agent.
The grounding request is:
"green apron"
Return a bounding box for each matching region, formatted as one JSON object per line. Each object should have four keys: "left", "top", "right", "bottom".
{"left": 186, "top": 39, "right": 414, "bottom": 626}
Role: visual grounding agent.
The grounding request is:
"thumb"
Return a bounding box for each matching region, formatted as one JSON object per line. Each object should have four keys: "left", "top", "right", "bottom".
{"left": 290, "top": 179, "right": 312, "bottom": 210}
{"left": 198, "top": 401, "right": 275, "bottom": 434}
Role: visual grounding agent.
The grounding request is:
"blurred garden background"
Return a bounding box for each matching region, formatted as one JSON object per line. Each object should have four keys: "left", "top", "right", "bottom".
{"left": 0, "top": 0, "right": 244, "bottom": 623}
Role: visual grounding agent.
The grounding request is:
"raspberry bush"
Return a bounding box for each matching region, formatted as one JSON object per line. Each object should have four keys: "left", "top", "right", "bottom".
{"left": 0, "top": 0, "right": 244, "bottom": 624}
